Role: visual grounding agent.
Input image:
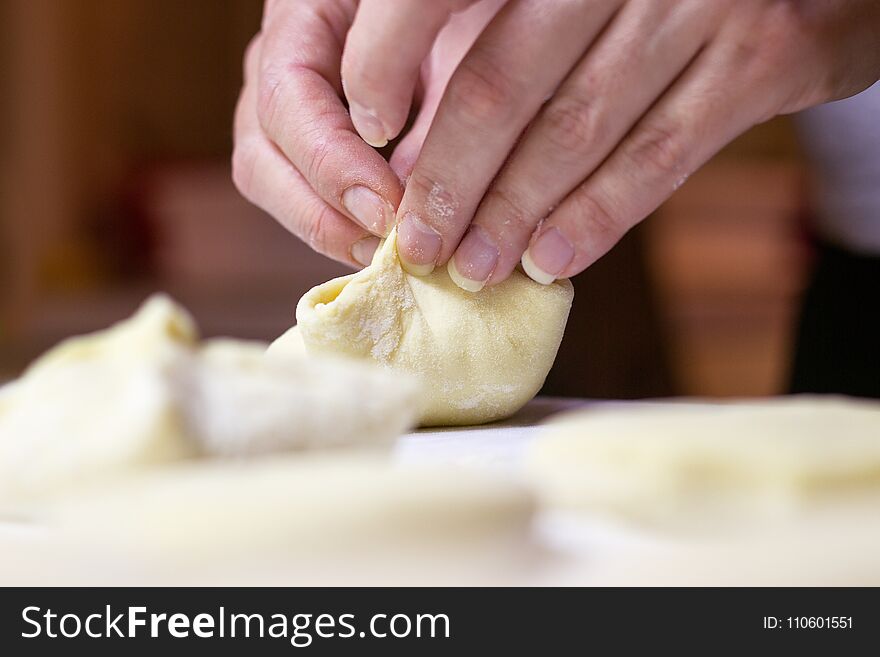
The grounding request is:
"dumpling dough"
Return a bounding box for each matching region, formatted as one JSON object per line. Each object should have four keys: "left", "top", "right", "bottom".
{"left": 527, "top": 396, "right": 880, "bottom": 529}
{"left": 180, "top": 339, "right": 419, "bottom": 456}
{"left": 0, "top": 295, "right": 420, "bottom": 508}
{"left": 269, "top": 229, "right": 574, "bottom": 426}
{"left": 0, "top": 296, "right": 197, "bottom": 506}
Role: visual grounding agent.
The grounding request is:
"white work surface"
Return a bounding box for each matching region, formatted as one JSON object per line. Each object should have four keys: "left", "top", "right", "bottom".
{"left": 396, "top": 397, "right": 588, "bottom": 470}
{"left": 2, "top": 398, "right": 879, "bottom": 586}
{"left": 398, "top": 398, "right": 880, "bottom": 586}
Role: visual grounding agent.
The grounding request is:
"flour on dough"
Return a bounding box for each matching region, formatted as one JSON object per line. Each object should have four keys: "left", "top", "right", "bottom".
{"left": 269, "top": 228, "right": 574, "bottom": 426}
{"left": 527, "top": 396, "right": 880, "bottom": 529}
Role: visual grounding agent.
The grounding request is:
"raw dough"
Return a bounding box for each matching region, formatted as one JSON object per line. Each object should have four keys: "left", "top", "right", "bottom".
{"left": 54, "top": 454, "right": 535, "bottom": 563}
{"left": 181, "top": 339, "right": 419, "bottom": 456}
{"left": 0, "top": 295, "right": 420, "bottom": 508}
{"left": 526, "top": 396, "right": 880, "bottom": 529}
{"left": 269, "top": 228, "right": 574, "bottom": 426}
{"left": 0, "top": 296, "right": 196, "bottom": 506}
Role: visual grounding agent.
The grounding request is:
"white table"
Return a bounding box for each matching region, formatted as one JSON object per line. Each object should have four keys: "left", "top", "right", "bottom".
{"left": 3, "top": 398, "right": 879, "bottom": 586}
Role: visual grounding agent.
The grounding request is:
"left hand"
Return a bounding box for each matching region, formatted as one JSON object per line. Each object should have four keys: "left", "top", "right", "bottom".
{"left": 343, "top": 0, "right": 880, "bottom": 290}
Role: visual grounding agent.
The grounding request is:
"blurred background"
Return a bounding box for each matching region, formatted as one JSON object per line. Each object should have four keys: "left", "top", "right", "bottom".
{"left": 1, "top": 0, "right": 816, "bottom": 399}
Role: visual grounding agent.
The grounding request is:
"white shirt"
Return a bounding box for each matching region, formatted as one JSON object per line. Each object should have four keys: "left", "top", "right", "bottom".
{"left": 795, "top": 81, "right": 880, "bottom": 255}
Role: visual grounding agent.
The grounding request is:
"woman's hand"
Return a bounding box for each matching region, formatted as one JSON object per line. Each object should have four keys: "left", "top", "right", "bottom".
{"left": 340, "top": 0, "right": 880, "bottom": 289}
{"left": 232, "top": 0, "right": 402, "bottom": 268}
{"left": 232, "top": 0, "right": 502, "bottom": 268}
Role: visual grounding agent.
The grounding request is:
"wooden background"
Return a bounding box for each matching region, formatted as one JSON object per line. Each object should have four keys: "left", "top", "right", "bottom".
{"left": 0, "top": 0, "right": 812, "bottom": 398}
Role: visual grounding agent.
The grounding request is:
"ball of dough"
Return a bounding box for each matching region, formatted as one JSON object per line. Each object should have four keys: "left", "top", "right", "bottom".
{"left": 269, "top": 229, "right": 574, "bottom": 426}
{"left": 526, "top": 396, "right": 880, "bottom": 529}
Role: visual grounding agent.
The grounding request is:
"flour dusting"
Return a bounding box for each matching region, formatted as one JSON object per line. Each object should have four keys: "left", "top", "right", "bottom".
{"left": 426, "top": 182, "right": 456, "bottom": 222}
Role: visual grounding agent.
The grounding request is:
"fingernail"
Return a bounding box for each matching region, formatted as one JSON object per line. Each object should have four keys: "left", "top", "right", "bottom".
{"left": 521, "top": 227, "right": 574, "bottom": 285}
{"left": 397, "top": 212, "right": 441, "bottom": 276}
{"left": 342, "top": 186, "right": 393, "bottom": 236}
{"left": 349, "top": 102, "right": 388, "bottom": 148}
{"left": 351, "top": 236, "right": 380, "bottom": 268}
{"left": 447, "top": 226, "right": 499, "bottom": 293}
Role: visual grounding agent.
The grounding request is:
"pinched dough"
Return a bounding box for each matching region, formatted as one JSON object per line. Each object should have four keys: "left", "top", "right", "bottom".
{"left": 269, "top": 228, "right": 574, "bottom": 426}
{"left": 527, "top": 396, "right": 880, "bottom": 529}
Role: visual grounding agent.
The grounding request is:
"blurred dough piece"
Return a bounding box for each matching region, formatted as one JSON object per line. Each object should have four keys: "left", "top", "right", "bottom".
{"left": 0, "top": 295, "right": 420, "bottom": 508}
{"left": 184, "top": 339, "right": 419, "bottom": 456}
{"left": 0, "top": 296, "right": 196, "bottom": 505}
{"left": 269, "top": 228, "right": 574, "bottom": 426}
{"left": 22, "top": 293, "right": 198, "bottom": 371}
{"left": 527, "top": 396, "right": 880, "bottom": 529}
{"left": 55, "top": 454, "right": 535, "bottom": 563}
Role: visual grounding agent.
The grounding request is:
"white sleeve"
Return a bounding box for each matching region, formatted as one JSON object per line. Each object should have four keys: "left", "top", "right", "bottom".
{"left": 794, "top": 81, "right": 880, "bottom": 255}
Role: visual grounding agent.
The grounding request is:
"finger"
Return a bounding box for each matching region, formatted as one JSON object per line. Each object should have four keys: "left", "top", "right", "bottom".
{"left": 455, "top": 0, "right": 717, "bottom": 289}
{"left": 342, "top": 0, "right": 478, "bottom": 147}
{"left": 386, "top": 30, "right": 459, "bottom": 184}
{"left": 397, "top": 0, "right": 620, "bottom": 277}
{"left": 233, "top": 37, "right": 377, "bottom": 268}
{"left": 389, "top": 0, "right": 507, "bottom": 181}
{"left": 522, "top": 38, "right": 781, "bottom": 283}
{"left": 257, "top": 1, "right": 402, "bottom": 237}
{"left": 388, "top": 97, "right": 435, "bottom": 185}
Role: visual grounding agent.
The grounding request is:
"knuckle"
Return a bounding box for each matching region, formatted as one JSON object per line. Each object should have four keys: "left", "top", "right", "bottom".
{"left": 626, "top": 121, "right": 687, "bottom": 178}
{"left": 719, "top": 0, "right": 821, "bottom": 113}
{"left": 448, "top": 52, "right": 517, "bottom": 126}
{"left": 733, "top": 1, "right": 807, "bottom": 78}
{"left": 231, "top": 141, "right": 259, "bottom": 201}
{"left": 763, "top": 0, "right": 811, "bottom": 42}
{"left": 727, "top": 34, "right": 764, "bottom": 71}
{"left": 301, "top": 134, "right": 334, "bottom": 192}
{"left": 755, "top": 1, "right": 822, "bottom": 95}
{"left": 242, "top": 33, "right": 262, "bottom": 81}
{"left": 541, "top": 94, "right": 602, "bottom": 161}
{"left": 406, "top": 168, "right": 459, "bottom": 230}
{"left": 481, "top": 187, "right": 536, "bottom": 246}
{"left": 256, "top": 72, "right": 285, "bottom": 134}
{"left": 569, "top": 191, "right": 624, "bottom": 242}
{"left": 302, "top": 204, "right": 338, "bottom": 258}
